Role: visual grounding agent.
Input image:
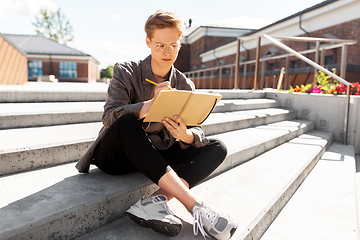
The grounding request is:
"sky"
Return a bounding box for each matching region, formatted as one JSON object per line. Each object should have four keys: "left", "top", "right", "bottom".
{"left": 0, "top": 0, "right": 325, "bottom": 69}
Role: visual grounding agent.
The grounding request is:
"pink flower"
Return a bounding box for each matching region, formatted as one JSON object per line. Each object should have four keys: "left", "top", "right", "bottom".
{"left": 310, "top": 85, "right": 323, "bottom": 93}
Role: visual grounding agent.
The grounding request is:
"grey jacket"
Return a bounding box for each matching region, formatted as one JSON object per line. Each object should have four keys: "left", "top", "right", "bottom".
{"left": 75, "top": 55, "right": 209, "bottom": 173}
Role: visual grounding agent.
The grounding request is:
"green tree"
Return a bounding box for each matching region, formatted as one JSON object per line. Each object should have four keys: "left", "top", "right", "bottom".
{"left": 101, "top": 66, "right": 114, "bottom": 79}
{"left": 33, "top": 8, "right": 73, "bottom": 45}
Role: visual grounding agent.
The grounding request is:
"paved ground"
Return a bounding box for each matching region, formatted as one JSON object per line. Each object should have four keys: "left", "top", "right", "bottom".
{"left": 0, "top": 81, "right": 109, "bottom": 91}
{"left": 356, "top": 154, "right": 360, "bottom": 240}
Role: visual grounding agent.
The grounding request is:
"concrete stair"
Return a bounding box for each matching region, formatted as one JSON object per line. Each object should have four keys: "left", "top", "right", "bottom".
{"left": 0, "top": 96, "right": 294, "bottom": 176}
{"left": 0, "top": 82, "right": 108, "bottom": 103}
{"left": 260, "top": 143, "right": 358, "bottom": 240}
{"left": 76, "top": 130, "right": 333, "bottom": 240}
{"left": 0, "top": 102, "right": 104, "bottom": 129}
{"left": 0, "top": 83, "right": 357, "bottom": 240}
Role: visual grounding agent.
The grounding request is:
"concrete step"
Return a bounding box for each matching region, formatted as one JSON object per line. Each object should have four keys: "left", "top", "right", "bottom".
{"left": 204, "top": 107, "right": 295, "bottom": 135}
{"left": 207, "top": 119, "right": 314, "bottom": 174}
{"left": 0, "top": 102, "right": 105, "bottom": 129}
{"left": 0, "top": 120, "right": 315, "bottom": 240}
{"left": 213, "top": 98, "right": 280, "bottom": 113}
{"left": 0, "top": 82, "right": 109, "bottom": 103}
{"left": 198, "top": 89, "right": 266, "bottom": 99}
{"left": 74, "top": 130, "right": 333, "bottom": 240}
{"left": 0, "top": 122, "right": 103, "bottom": 176}
{"left": 0, "top": 83, "right": 265, "bottom": 103}
{"left": 0, "top": 108, "right": 297, "bottom": 176}
{"left": 260, "top": 143, "right": 357, "bottom": 240}
{"left": 0, "top": 98, "right": 279, "bottom": 129}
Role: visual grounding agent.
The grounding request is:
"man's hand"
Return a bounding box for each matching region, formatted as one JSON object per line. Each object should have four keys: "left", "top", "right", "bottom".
{"left": 139, "top": 81, "right": 174, "bottom": 119}
{"left": 153, "top": 81, "right": 174, "bottom": 100}
{"left": 163, "top": 115, "right": 194, "bottom": 144}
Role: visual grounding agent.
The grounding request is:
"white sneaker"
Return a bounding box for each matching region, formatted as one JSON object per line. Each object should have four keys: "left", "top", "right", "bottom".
{"left": 126, "top": 195, "right": 182, "bottom": 236}
{"left": 192, "top": 201, "right": 237, "bottom": 240}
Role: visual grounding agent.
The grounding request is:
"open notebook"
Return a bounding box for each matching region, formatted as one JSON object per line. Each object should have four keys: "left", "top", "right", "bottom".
{"left": 144, "top": 90, "right": 222, "bottom": 126}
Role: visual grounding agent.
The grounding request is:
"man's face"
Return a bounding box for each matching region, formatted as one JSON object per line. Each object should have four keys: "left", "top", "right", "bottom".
{"left": 146, "top": 27, "right": 181, "bottom": 72}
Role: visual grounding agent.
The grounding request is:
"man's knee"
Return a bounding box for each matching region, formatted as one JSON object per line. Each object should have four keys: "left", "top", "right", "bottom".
{"left": 209, "top": 138, "right": 228, "bottom": 163}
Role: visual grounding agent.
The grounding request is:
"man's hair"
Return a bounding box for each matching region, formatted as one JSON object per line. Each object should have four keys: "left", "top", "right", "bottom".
{"left": 145, "top": 10, "right": 186, "bottom": 39}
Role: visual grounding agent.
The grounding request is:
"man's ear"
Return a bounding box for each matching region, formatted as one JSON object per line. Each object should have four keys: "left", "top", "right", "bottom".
{"left": 146, "top": 37, "right": 151, "bottom": 48}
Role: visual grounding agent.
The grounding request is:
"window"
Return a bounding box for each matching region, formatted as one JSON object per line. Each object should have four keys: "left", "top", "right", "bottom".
{"left": 28, "top": 60, "right": 42, "bottom": 76}
{"left": 325, "top": 56, "right": 334, "bottom": 65}
{"left": 290, "top": 60, "right": 301, "bottom": 68}
{"left": 218, "top": 60, "right": 225, "bottom": 66}
{"left": 59, "top": 61, "right": 77, "bottom": 78}
{"left": 222, "top": 67, "right": 230, "bottom": 76}
{"left": 267, "top": 62, "right": 277, "bottom": 71}
{"left": 264, "top": 47, "right": 279, "bottom": 57}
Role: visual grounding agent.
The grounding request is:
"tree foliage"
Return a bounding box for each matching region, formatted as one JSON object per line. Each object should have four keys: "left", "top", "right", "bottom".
{"left": 33, "top": 8, "right": 73, "bottom": 45}
{"left": 101, "top": 66, "right": 114, "bottom": 79}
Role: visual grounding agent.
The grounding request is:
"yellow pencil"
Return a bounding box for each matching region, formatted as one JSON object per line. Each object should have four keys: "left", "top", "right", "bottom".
{"left": 146, "top": 78, "right": 158, "bottom": 86}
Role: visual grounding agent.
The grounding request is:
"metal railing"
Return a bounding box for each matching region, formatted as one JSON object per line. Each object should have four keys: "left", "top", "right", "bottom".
{"left": 185, "top": 34, "right": 357, "bottom": 144}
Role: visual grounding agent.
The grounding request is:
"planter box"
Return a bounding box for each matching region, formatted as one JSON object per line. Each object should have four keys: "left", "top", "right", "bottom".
{"left": 265, "top": 90, "right": 360, "bottom": 154}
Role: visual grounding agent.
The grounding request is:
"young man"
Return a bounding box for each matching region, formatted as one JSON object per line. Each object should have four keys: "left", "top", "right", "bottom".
{"left": 76, "top": 10, "right": 237, "bottom": 240}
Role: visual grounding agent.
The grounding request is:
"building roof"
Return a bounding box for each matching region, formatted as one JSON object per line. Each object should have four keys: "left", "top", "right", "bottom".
{"left": 185, "top": 25, "right": 249, "bottom": 39}
{"left": 2, "top": 34, "right": 90, "bottom": 56}
{"left": 243, "top": 0, "right": 338, "bottom": 36}
{"left": 185, "top": 16, "right": 274, "bottom": 39}
{"left": 0, "top": 33, "right": 27, "bottom": 56}
{"left": 204, "top": 16, "right": 275, "bottom": 30}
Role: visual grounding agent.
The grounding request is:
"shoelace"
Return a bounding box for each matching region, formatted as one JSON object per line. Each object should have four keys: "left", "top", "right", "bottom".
{"left": 192, "top": 202, "right": 217, "bottom": 239}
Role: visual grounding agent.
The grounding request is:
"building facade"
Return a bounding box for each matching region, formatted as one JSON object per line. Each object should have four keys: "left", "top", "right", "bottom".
{"left": 176, "top": 0, "right": 360, "bottom": 89}
{"left": 1, "top": 34, "right": 100, "bottom": 83}
{"left": 175, "top": 27, "right": 254, "bottom": 72}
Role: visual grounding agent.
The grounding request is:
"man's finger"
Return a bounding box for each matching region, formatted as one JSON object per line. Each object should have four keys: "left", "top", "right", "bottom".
{"left": 174, "top": 115, "right": 185, "bottom": 126}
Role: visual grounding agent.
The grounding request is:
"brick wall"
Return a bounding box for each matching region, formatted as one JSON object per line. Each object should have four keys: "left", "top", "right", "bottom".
{"left": 182, "top": 17, "right": 360, "bottom": 89}
{"left": 77, "top": 62, "right": 88, "bottom": 78}
{"left": 176, "top": 35, "right": 237, "bottom": 72}
{"left": 88, "top": 61, "right": 99, "bottom": 83}
{"left": 306, "top": 18, "right": 360, "bottom": 66}
{"left": 42, "top": 60, "right": 59, "bottom": 76}
{"left": 174, "top": 44, "right": 190, "bottom": 72}
{"left": 189, "top": 18, "right": 360, "bottom": 77}
{"left": 35, "top": 58, "right": 97, "bottom": 82}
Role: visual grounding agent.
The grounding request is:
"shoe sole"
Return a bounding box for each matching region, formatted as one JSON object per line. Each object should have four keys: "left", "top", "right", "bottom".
{"left": 230, "top": 227, "right": 237, "bottom": 238}
{"left": 127, "top": 212, "right": 182, "bottom": 237}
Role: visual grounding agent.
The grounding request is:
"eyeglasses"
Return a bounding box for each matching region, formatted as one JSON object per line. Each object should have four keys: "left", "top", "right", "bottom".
{"left": 155, "top": 42, "right": 181, "bottom": 53}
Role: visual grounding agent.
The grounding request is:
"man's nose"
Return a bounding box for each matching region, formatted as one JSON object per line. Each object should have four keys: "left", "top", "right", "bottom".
{"left": 163, "top": 46, "right": 172, "bottom": 55}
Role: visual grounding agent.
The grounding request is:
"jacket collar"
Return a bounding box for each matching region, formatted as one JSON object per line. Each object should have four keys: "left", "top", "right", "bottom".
{"left": 141, "top": 55, "right": 177, "bottom": 88}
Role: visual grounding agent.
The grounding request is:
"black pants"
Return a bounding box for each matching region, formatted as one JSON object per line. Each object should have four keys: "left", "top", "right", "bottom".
{"left": 93, "top": 114, "right": 227, "bottom": 188}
